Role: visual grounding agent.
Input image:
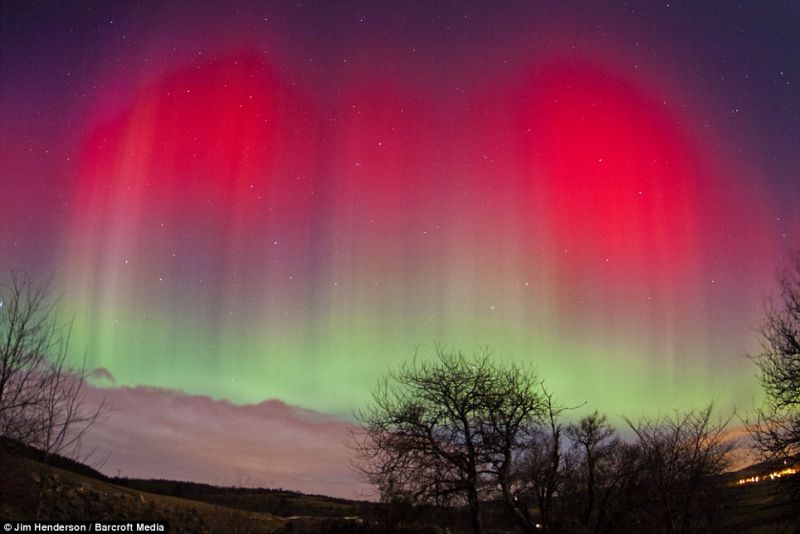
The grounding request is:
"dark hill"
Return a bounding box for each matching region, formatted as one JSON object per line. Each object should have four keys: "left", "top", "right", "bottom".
{"left": 1, "top": 445, "right": 798, "bottom": 533}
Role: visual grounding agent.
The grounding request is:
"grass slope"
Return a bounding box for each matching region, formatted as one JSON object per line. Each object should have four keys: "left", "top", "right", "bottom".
{"left": 1, "top": 446, "right": 798, "bottom": 533}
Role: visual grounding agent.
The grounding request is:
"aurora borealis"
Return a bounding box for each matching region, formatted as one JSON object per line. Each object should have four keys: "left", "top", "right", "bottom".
{"left": 1, "top": 1, "right": 798, "bottom": 495}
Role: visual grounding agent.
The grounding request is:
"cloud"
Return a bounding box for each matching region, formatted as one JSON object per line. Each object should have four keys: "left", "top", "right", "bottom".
{"left": 88, "top": 367, "right": 117, "bottom": 386}
{"left": 79, "top": 384, "right": 373, "bottom": 500}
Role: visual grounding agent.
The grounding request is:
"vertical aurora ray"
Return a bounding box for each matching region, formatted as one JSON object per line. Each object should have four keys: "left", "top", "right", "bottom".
{"left": 1, "top": 2, "right": 794, "bottom": 421}
{"left": 61, "top": 52, "right": 320, "bottom": 397}
{"left": 509, "top": 57, "right": 777, "bottom": 405}
{"left": 60, "top": 50, "right": 779, "bottom": 415}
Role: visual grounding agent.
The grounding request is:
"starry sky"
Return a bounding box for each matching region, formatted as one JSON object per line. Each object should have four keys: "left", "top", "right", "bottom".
{"left": 1, "top": 1, "right": 798, "bottom": 494}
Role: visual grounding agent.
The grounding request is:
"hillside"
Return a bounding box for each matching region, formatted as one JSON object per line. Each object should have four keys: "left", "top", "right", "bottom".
{"left": 0, "top": 454, "right": 286, "bottom": 532}
{"left": 1, "top": 448, "right": 798, "bottom": 533}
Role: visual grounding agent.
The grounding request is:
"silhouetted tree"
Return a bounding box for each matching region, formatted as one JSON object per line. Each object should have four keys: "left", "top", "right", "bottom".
{"left": 749, "top": 257, "right": 800, "bottom": 462}
{"left": 354, "top": 346, "right": 546, "bottom": 534}
{"left": 626, "top": 404, "right": 735, "bottom": 534}
{"left": 506, "top": 387, "right": 566, "bottom": 532}
{"left": 560, "top": 411, "right": 625, "bottom": 532}
{"left": 0, "top": 271, "right": 101, "bottom": 515}
{"left": 747, "top": 256, "right": 800, "bottom": 522}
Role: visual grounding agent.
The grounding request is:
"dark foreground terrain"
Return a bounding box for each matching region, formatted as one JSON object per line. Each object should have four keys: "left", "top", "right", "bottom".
{"left": 1, "top": 447, "right": 797, "bottom": 533}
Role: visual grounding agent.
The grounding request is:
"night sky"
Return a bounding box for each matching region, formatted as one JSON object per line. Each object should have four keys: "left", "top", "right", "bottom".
{"left": 1, "top": 1, "right": 798, "bottom": 496}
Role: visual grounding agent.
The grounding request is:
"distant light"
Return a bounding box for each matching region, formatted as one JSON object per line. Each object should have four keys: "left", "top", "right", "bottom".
{"left": 737, "top": 466, "right": 798, "bottom": 486}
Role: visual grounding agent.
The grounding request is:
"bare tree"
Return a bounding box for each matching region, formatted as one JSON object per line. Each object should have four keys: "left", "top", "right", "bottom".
{"left": 354, "top": 346, "right": 546, "bottom": 534}
{"left": 749, "top": 257, "right": 800, "bottom": 462}
{"left": 504, "top": 405, "right": 732, "bottom": 534}
{"left": 626, "top": 404, "right": 735, "bottom": 534}
{"left": 483, "top": 380, "right": 551, "bottom": 533}
{"left": 747, "top": 256, "right": 800, "bottom": 524}
{"left": 508, "top": 387, "right": 566, "bottom": 532}
{"left": 561, "top": 411, "right": 622, "bottom": 532}
{"left": 0, "top": 271, "right": 101, "bottom": 514}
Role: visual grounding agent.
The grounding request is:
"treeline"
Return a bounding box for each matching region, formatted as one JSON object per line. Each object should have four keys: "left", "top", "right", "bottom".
{"left": 354, "top": 349, "right": 738, "bottom": 533}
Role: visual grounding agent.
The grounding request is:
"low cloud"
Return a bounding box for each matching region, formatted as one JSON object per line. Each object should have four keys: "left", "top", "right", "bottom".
{"left": 79, "top": 381, "right": 372, "bottom": 500}
{"left": 87, "top": 367, "right": 117, "bottom": 386}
